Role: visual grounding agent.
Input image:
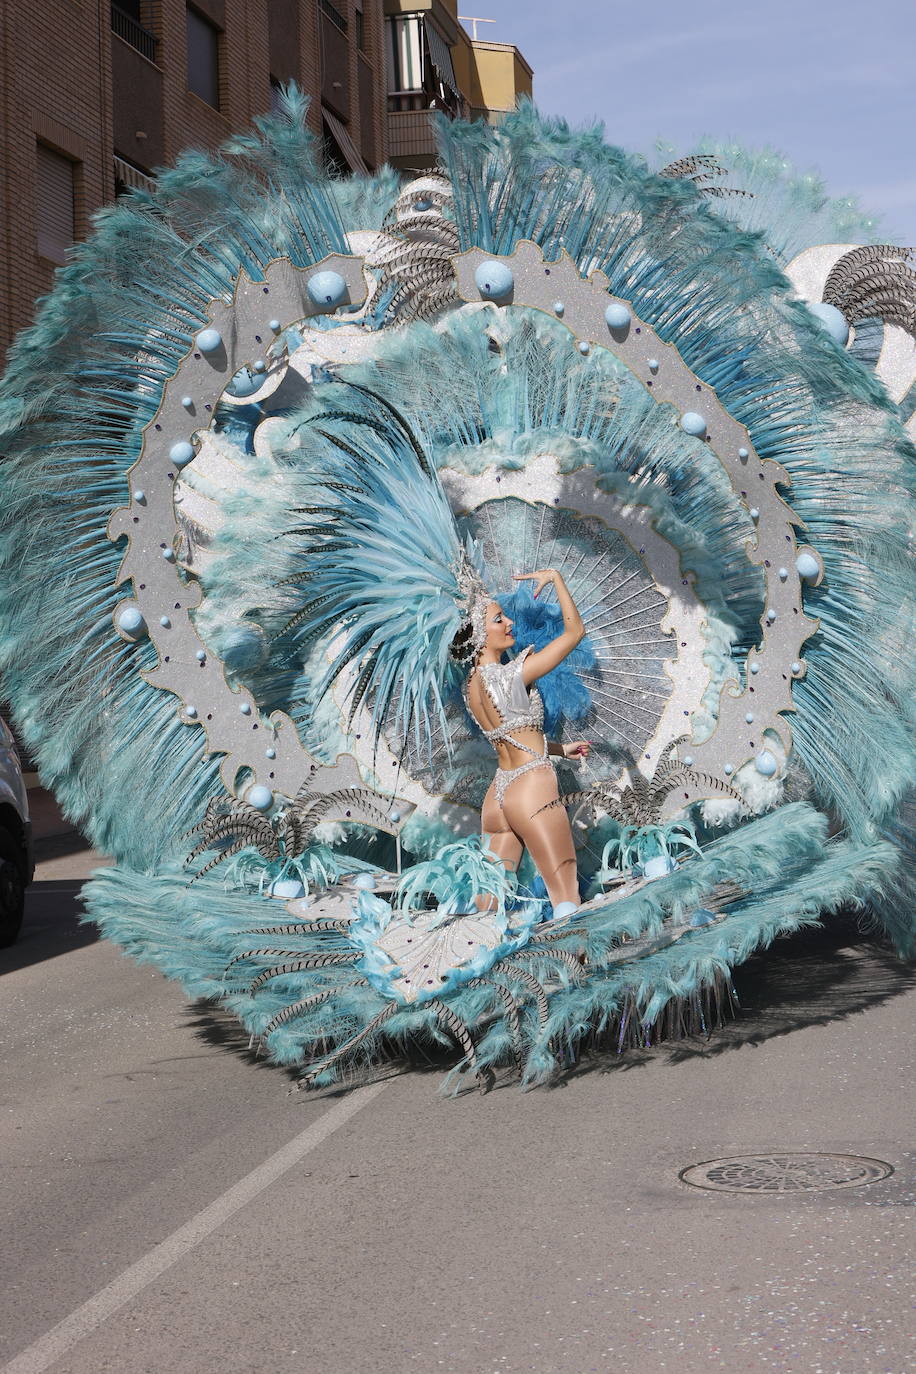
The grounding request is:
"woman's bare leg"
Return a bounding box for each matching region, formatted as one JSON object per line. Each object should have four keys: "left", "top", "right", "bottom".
{"left": 479, "top": 778, "right": 523, "bottom": 909}
{"left": 501, "top": 766, "right": 579, "bottom": 909}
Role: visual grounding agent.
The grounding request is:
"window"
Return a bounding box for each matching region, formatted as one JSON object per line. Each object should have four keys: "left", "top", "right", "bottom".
{"left": 386, "top": 15, "right": 423, "bottom": 94}
{"left": 36, "top": 144, "right": 75, "bottom": 265}
{"left": 385, "top": 15, "right": 460, "bottom": 115}
{"left": 187, "top": 5, "right": 219, "bottom": 108}
{"left": 355, "top": 5, "right": 365, "bottom": 52}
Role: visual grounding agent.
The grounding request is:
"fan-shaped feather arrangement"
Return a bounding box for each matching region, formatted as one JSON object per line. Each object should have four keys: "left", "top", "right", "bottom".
{"left": 0, "top": 89, "right": 913, "bottom": 1090}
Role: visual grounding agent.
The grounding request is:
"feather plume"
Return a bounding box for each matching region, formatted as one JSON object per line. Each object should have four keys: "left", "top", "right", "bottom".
{"left": 276, "top": 387, "right": 486, "bottom": 754}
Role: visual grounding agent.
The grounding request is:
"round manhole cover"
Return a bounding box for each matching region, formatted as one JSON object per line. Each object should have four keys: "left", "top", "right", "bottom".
{"left": 679, "top": 1153, "right": 894, "bottom": 1193}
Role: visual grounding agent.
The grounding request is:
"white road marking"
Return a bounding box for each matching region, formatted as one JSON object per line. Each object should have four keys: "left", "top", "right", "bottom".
{"left": 2, "top": 1082, "right": 387, "bottom": 1374}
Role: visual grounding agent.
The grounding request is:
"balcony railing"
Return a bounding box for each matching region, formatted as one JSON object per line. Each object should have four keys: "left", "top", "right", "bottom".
{"left": 110, "top": 4, "right": 158, "bottom": 63}
{"left": 387, "top": 90, "right": 459, "bottom": 116}
{"left": 319, "top": 0, "right": 347, "bottom": 33}
{"left": 387, "top": 109, "right": 438, "bottom": 161}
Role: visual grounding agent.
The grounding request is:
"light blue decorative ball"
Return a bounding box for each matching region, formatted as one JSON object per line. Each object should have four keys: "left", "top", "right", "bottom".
{"left": 553, "top": 301, "right": 565, "bottom": 316}
{"left": 750, "top": 662, "right": 760, "bottom": 675}
{"left": 604, "top": 302, "right": 631, "bottom": 331}
{"left": 474, "top": 260, "right": 514, "bottom": 300}
{"left": 577, "top": 341, "right": 591, "bottom": 355}
{"left": 680, "top": 411, "right": 707, "bottom": 437}
{"left": 643, "top": 855, "right": 677, "bottom": 880}
{"left": 796, "top": 552, "right": 820, "bottom": 581}
{"left": 738, "top": 446, "right": 749, "bottom": 459}
{"left": 185, "top": 705, "right": 198, "bottom": 719}
{"left": 265, "top": 747, "right": 276, "bottom": 760}
{"left": 268, "top": 877, "right": 305, "bottom": 900}
{"left": 247, "top": 784, "right": 273, "bottom": 811}
{"left": 169, "top": 441, "right": 195, "bottom": 469}
{"left": 196, "top": 649, "right": 206, "bottom": 662}
{"left": 239, "top": 701, "right": 252, "bottom": 715}
{"left": 648, "top": 358, "right": 659, "bottom": 372}
{"left": 307, "top": 270, "right": 348, "bottom": 309}
{"left": 117, "top": 606, "right": 146, "bottom": 639}
{"left": 196, "top": 328, "right": 222, "bottom": 353}
{"left": 724, "top": 763, "right": 734, "bottom": 775}
{"left": 755, "top": 750, "right": 778, "bottom": 776}
{"left": 227, "top": 367, "right": 261, "bottom": 398}
{"left": 268, "top": 318, "right": 281, "bottom": 332}
{"left": 253, "top": 359, "right": 266, "bottom": 373}
{"left": 162, "top": 547, "right": 176, "bottom": 562}
{"left": 388, "top": 809, "right": 401, "bottom": 824}
{"left": 745, "top": 712, "right": 754, "bottom": 724}
{"left": 159, "top": 615, "right": 171, "bottom": 628}
{"left": 133, "top": 489, "right": 145, "bottom": 504}
{"left": 807, "top": 301, "right": 849, "bottom": 346}
{"left": 181, "top": 396, "right": 193, "bottom": 409}
{"left": 353, "top": 873, "right": 376, "bottom": 891}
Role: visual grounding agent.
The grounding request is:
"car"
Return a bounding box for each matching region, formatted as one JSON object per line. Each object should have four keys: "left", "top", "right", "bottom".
{"left": 0, "top": 715, "right": 33, "bottom": 946}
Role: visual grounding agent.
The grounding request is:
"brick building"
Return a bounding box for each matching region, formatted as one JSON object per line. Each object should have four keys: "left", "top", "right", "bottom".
{"left": 0, "top": 1, "right": 531, "bottom": 366}
{"left": 0, "top": 0, "right": 386, "bottom": 366}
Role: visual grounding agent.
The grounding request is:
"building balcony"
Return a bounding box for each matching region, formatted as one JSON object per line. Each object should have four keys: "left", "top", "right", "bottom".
{"left": 110, "top": 4, "right": 158, "bottom": 64}
{"left": 386, "top": 108, "right": 439, "bottom": 166}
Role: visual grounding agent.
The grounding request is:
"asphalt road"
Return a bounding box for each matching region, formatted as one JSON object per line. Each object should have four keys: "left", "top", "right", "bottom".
{"left": 2, "top": 835, "right": 914, "bottom": 1374}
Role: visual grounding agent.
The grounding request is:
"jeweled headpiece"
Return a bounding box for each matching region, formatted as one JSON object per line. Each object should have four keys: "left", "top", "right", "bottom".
{"left": 454, "top": 549, "right": 492, "bottom": 661}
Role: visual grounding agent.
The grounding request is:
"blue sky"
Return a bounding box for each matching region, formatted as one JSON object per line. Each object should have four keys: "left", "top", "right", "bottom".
{"left": 474, "top": 0, "right": 916, "bottom": 243}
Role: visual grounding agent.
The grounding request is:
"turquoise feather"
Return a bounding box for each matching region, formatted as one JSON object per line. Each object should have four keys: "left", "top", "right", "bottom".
{"left": 0, "top": 94, "right": 912, "bottom": 1090}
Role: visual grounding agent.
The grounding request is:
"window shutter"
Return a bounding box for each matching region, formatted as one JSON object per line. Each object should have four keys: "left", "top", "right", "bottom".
{"left": 187, "top": 7, "right": 220, "bottom": 108}
{"left": 36, "top": 144, "right": 75, "bottom": 265}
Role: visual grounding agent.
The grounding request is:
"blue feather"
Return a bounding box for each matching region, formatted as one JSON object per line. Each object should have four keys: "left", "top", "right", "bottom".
{"left": 497, "top": 582, "right": 595, "bottom": 732}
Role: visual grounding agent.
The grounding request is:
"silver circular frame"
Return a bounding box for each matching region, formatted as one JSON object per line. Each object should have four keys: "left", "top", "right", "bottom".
{"left": 107, "top": 241, "right": 822, "bottom": 823}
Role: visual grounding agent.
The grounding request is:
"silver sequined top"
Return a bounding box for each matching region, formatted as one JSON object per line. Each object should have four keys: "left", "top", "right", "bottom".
{"left": 465, "top": 646, "right": 545, "bottom": 750}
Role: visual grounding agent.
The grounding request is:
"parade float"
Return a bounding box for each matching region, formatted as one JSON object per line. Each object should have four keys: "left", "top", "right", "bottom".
{"left": 0, "top": 91, "right": 912, "bottom": 1088}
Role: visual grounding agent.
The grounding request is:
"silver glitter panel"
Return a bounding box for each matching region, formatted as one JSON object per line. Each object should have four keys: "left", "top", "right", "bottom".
{"left": 453, "top": 243, "right": 821, "bottom": 788}
{"left": 442, "top": 457, "right": 714, "bottom": 807}
{"left": 385, "top": 492, "right": 678, "bottom": 805}
{"left": 107, "top": 254, "right": 410, "bottom": 830}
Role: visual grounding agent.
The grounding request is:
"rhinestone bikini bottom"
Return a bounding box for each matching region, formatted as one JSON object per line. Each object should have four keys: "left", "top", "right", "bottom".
{"left": 493, "top": 755, "right": 556, "bottom": 810}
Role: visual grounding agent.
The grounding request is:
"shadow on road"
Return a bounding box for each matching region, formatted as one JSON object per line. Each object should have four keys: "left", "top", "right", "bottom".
{"left": 184, "top": 912, "right": 916, "bottom": 1092}
{"left": 0, "top": 877, "right": 99, "bottom": 974}
{"left": 184, "top": 1000, "right": 451, "bottom": 1092}
{"left": 572, "top": 910, "right": 916, "bottom": 1081}
{"left": 673, "top": 911, "right": 916, "bottom": 1057}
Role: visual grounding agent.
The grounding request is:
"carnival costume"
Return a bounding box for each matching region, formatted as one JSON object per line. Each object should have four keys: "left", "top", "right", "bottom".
{"left": 467, "top": 648, "right": 551, "bottom": 811}
{"left": 0, "top": 88, "right": 913, "bottom": 1090}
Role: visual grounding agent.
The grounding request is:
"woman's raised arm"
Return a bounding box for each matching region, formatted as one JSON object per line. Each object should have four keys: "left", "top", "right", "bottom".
{"left": 513, "top": 569, "right": 585, "bottom": 684}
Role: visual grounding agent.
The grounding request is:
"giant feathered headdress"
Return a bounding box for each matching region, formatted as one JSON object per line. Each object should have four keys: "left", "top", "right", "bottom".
{"left": 278, "top": 386, "right": 491, "bottom": 752}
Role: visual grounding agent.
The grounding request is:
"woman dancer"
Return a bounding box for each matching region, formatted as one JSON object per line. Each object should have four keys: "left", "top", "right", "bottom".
{"left": 279, "top": 397, "right": 592, "bottom": 914}
{"left": 460, "top": 569, "right": 590, "bottom": 915}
